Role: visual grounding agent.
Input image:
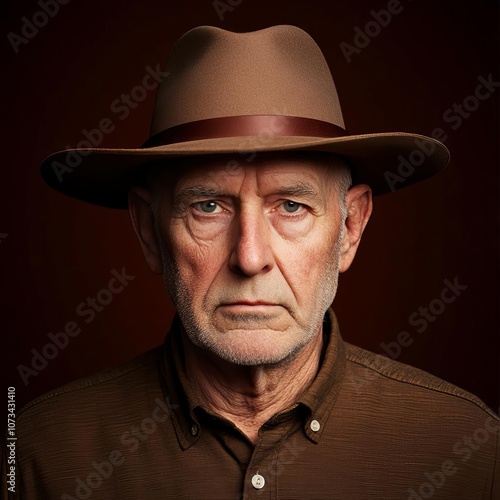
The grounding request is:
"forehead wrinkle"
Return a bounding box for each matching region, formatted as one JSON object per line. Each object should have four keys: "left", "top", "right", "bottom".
{"left": 166, "top": 186, "right": 220, "bottom": 216}
{"left": 272, "top": 182, "right": 320, "bottom": 200}
{"left": 169, "top": 161, "right": 336, "bottom": 206}
{"left": 261, "top": 176, "right": 329, "bottom": 213}
{"left": 175, "top": 185, "right": 226, "bottom": 202}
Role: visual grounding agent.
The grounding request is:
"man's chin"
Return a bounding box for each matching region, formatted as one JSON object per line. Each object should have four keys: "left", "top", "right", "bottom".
{"left": 213, "top": 305, "right": 291, "bottom": 333}
{"left": 194, "top": 328, "right": 308, "bottom": 367}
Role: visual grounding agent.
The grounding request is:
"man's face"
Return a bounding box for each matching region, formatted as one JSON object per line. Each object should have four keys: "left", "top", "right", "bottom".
{"left": 149, "top": 154, "right": 350, "bottom": 366}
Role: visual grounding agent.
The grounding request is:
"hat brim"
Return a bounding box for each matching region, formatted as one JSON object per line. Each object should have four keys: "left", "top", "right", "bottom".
{"left": 40, "top": 132, "right": 450, "bottom": 209}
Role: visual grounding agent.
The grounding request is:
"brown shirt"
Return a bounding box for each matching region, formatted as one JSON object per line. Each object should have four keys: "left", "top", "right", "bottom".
{"left": 7, "top": 311, "right": 499, "bottom": 499}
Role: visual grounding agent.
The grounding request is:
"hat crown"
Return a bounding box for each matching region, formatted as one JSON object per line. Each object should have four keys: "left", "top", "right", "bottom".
{"left": 150, "top": 25, "right": 345, "bottom": 135}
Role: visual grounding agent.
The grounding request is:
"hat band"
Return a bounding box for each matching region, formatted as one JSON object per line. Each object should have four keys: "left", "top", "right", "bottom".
{"left": 142, "top": 115, "right": 347, "bottom": 148}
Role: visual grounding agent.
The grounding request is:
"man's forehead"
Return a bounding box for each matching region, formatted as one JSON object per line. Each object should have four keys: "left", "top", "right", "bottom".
{"left": 148, "top": 151, "right": 347, "bottom": 192}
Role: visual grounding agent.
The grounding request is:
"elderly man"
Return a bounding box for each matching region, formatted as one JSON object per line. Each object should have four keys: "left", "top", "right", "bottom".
{"left": 9, "top": 25, "right": 498, "bottom": 499}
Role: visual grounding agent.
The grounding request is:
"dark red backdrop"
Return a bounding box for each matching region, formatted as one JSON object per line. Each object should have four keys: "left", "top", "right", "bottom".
{"left": 2, "top": 0, "right": 498, "bottom": 412}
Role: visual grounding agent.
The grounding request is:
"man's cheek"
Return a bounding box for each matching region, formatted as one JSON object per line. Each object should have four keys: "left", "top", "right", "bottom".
{"left": 272, "top": 216, "right": 314, "bottom": 240}
{"left": 284, "top": 254, "right": 323, "bottom": 294}
{"left": 299, "top": 244, "right": 338, "bottom": 288}
{"left": 170, "top": 219, "right": 227, "bottom": 257}
{"left": 177, "top": 242, "right": 227, "bottom": 280}
{"left": 168, "top": 213, "right": 226, "bottom": 242}
{"left": 186, "top": 215, "right": 232, "bottom": 242}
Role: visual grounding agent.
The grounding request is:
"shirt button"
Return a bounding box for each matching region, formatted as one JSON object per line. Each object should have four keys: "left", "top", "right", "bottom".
{"left": 251, "top": 473, "right": 265, "bottom": 489}
{"left": 190, "top": 424, "right": 198, "bottom": 436}
{"left": 310, "top": 419, "right": 321, "bottom": 432}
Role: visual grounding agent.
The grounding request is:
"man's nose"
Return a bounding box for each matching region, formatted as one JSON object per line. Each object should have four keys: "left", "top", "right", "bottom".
{"left": 229, "top": 207, "right": 275, "bottom": 276}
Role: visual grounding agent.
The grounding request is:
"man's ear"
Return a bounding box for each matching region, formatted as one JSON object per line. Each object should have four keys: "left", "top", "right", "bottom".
{"left": 339, "top": 184, "right": 373, "bottom": 273}
{"left": 128, "top": 187, "right": 163, "bottom": 275}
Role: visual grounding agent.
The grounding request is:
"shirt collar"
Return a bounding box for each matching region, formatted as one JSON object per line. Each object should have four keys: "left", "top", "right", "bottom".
{"left": 297, "top": 309, "right": 347, "bottom": 443}
{"left": 159, "top": 308, "right": 347, "bottom": 449}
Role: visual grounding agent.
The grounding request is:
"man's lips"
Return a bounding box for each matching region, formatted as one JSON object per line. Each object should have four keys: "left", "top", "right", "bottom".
{"left": 222, "top": 301, "right": 277, "bottom": 306}
{"left": 215, "top": 302, "right": 290, "bottom": 323}
{"left": 217, "top": 302, "right": 283, "bottom": 313}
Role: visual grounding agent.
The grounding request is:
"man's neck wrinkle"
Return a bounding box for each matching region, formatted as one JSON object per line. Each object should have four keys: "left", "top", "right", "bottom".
{"left": 182, "top": 329, "right": 324, "bottom": 443}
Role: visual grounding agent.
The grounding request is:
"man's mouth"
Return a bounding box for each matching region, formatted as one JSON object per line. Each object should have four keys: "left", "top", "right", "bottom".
{"left": 224, "top": 301, "right": 276, "bottom": 306}
{"left": 218, "top": 302, "right": 282, "bottom": 314}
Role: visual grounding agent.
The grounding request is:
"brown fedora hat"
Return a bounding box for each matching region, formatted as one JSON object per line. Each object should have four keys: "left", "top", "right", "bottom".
{"left": 40, "top": 25, "right": 450, "bottom": 209}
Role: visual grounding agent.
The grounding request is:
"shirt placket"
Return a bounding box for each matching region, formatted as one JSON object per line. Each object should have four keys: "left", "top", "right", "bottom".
{"left": 240, "top": 435, "right": 279, "bottom": 499}
{"left": 239, "top": 409, "right": 308, "bottom": 500}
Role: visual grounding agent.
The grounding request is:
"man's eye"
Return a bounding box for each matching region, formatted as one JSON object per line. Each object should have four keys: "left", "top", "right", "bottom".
{"left": 194, "top": 201, "right": 222, "bottom": 213}
{"left": 281, "top": 200, "right": 302, "bottom": 213}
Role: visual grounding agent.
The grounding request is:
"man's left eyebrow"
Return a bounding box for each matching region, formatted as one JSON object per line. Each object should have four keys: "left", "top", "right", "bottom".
{"left": 272, "top": 183, "right": 321, "bottom": 201}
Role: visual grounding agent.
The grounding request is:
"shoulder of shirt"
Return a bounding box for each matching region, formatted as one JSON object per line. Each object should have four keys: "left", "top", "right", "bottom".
{"left": 17, "top": 345, "right": 163, "bottom": 420}
{"left": 344, "top": 341, "right": 498, "bottom": 420}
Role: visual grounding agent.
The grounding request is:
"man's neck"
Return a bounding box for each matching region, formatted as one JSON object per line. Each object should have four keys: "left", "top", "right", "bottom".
{"left": 182, "top": 329, "right": 324, "bottom": 444}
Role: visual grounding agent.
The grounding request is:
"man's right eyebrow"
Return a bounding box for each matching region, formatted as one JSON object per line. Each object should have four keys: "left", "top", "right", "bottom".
{"left": 174, "top": 186, "right": 224, "bottom": 206}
